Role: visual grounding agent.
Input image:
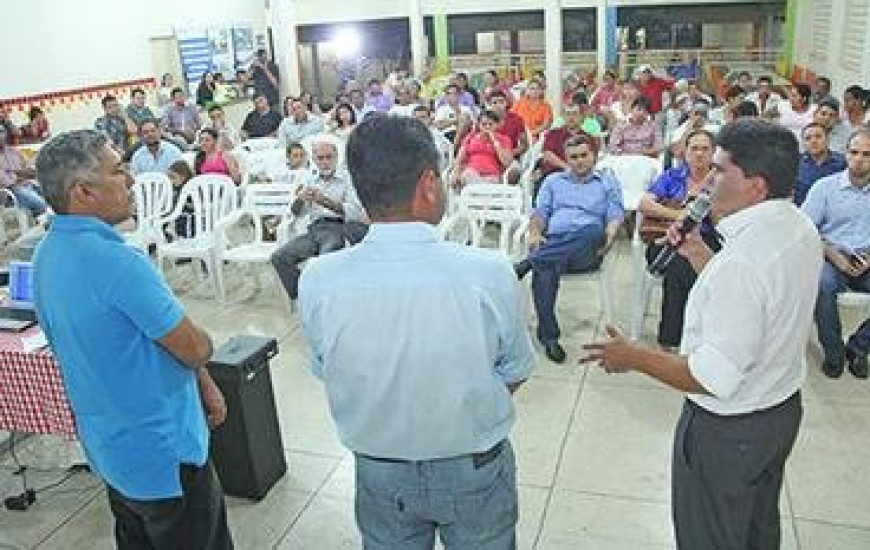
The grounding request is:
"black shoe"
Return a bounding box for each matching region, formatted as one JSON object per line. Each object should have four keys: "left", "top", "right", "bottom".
{"left": 822, "top": 358, "right": 845, "bottom": 378}
{"left": 846, "top": 348, "right": 868, "bottom": 379}
{"left": 543, "top": 341, "right": 566, "bottom": 364}
{"left": 514, "top": 259, "right": 532, "bottom": 280}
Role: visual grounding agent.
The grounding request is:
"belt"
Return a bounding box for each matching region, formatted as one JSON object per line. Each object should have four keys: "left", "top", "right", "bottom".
{"left": 686, "top": 390, "right": 801, "bottom": 420}
{"left": 311, "top": 216, "right": 344, "bottom": 224}
{"left": 358, "top": 440, "right": 506, "bottom": 470}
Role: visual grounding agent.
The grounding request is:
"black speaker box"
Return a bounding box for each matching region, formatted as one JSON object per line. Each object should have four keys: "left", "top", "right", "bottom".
{"left": 207, "top": 335, "right": 286, "bottom": 500}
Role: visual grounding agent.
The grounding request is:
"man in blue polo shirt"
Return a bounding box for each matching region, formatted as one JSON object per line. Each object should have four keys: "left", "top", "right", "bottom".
{"left": 32, "top": 130, "right": 233, "bottom": 549}
{"left": 514, "top": 133, "right": 624, "bottom": 363}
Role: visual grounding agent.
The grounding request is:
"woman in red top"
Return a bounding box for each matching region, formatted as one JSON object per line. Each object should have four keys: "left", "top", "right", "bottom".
{"left": 451, "top": 110, "right": 514, "bottom": 190}
{"left": 21, "top": 107, "right": 51, "bottom": 143}
{"left": 195, "top": 128, "right": 241, "bottom": 184}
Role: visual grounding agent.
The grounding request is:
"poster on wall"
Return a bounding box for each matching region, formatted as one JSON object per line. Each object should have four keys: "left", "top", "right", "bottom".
{"left": 175, "top": 24, "right": 261, "bottom": 85}
{"left": 176, "top": 26, "right": 213, "bottom": 86}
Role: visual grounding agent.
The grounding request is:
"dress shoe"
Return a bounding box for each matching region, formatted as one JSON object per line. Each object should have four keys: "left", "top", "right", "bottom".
{"left": 514, "top": 259, "right": 532, "bottom": 280}
{"left": 543, "top": 341, "right": 566, "bottom": 363}
{"left": 822, "top": 358, "right": 844, "bottom": 378}
{"left": 846, "top": 348, "right": 868, "bottom": 379}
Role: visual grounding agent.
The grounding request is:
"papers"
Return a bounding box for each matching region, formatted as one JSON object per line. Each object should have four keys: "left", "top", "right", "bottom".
{"left": 21, "top": 330, "right": 48, "bottom": 353}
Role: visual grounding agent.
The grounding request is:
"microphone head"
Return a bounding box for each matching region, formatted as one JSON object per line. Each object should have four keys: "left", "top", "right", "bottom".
{"left": 686, "top": 192, "right": 712, "bottom": 222}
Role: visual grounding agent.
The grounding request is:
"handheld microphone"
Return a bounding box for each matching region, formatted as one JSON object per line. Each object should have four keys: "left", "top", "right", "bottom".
{"left": 648, "top": 174, "right": 716, "bottom": 276}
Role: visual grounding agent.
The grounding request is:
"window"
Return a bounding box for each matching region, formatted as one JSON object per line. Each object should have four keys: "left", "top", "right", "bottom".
{"left": 809, "top": 1, "right": 833, "bottom": 62}
{"left": 840, "top": 0, "right": 869, "bottom": 73}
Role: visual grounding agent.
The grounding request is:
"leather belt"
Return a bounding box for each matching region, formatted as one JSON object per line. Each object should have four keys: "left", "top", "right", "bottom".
{"left": 358, "top": 440, "right": 505, "bottom": 470}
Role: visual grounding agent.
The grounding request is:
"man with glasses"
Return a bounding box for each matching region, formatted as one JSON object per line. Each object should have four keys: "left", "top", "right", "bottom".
{"left": 270, "top": 140, "right": 368, "bottom": 307}
{"left": 514, "top": 133, "right": 624, "bottom": 363}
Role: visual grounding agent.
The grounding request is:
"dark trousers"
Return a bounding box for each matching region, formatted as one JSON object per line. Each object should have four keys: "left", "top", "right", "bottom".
{"left": 672, "top": 393, "right": 802, "bottom": 550}
{"left": 270, "top": 219, "right": 369, "bottom": 300}
{"left": 814, "top": 260, "right": 870, "bottom": 364}
{"left": 106, "top": 460, "right": 233, "bottom": 550}
{"left": 646, "top": 232, "right": 722, "bottom": 348}
{"left": 528, "top": 226, "right": 604, "bottom": 344}
{"left": 849, "top": 318, "right": 870, "bottom": 357}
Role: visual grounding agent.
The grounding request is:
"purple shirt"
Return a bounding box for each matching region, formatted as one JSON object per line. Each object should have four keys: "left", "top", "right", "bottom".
{"left": 366, "top": 92, "right": 396, "bottom": 112}
{"left": 435, "top": 90, "right": 476, "bottom": 109}
{"left": 161, "top": 105, "right": 201, "bottom": 135}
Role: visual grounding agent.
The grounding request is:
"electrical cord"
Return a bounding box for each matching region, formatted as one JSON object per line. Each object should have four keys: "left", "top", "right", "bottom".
{"left": 3, "top": 434, "right": 87, "bottom": 511}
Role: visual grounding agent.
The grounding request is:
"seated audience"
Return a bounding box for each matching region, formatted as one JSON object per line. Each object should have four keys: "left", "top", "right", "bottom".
{"left": 814, "top": 76, "right": 834, "bottom": 104}
{"left": 709, "top": 85, "right": 746, "bottom": 126}
{"left": 608, "top": 81, "right": 640, "bottom": 129}
{"left": 607, "top": 96, "right": 663, "bottom": 157}
{"left": 0, "top": 125, "right": 48, "bottom": 217}
{"left": 748, "top": 75, "right": 784, "bottom": 117}
{"left": 167, "top": 160, "right": 195, "bottom": 238}
{"left": 348, "top": 87, "right": 376, "bottom": 121}
{"left": 802, "top": 129, "right": 870, "bottom": 378}
{"left": 842, "top": 85, "right": 870, "bottom": 132}
{"left": 278, "top": 96, "right": 325, "bottom": 146}
{"left": 241, "top": 93, "right": 282, "bottom": 140}
{"left": 639, "top": 129, "right": 722, "bottom": 349}
{"left": 196, "top": 72, "right": 216, "bottom": 107}
{"left": 434, "top": 84, "right": 474, "bottom": 143}
{"left": 488, "top": 90, "right": 528, "bottom": 161}
{"left": 125, "top": 88, "right": 157, "bottom": 130}
{"left": 669, "top": 101, "right": 720, "bottom": 164}
{"left": 328, "top": 102, "right": 357, "bottom": 139}
{"left": 512, "top": 79, "right": 553, "bottom": 141}
{"left": 161, "top": 88, "right": 202, "bottom": 146}
{"left": 635, "top": 65, "right": 674, "bottom": 121}
{"left": 95, "top": 94, "right": 136, "bottom": 152}
{"left": 21, "top": 107, "right": 51, "bottom": 143}
{"left": 675, "top": 80, "right": 713, "bottom": 116}
{"left": 813, "top": 97, "right": 850, "bottom": 155}
{"left": 794, "top": 122, "right": 847, "bottom": 206}
{"left": 194, "top": 128, "right": 241, "bottom": 184}
{"left": 435, "top": 73, "right": 477, "bottom": 109}
{"left": 481, "top": 69, "right": 511, "bottom": 105}
{"left": 201, "top": 105, "right": 240, "bottom": 151}
{"left": 411, "top": 105, "right": 453, "bottom": 173}
{"left": 455, "top": 72, "right": 481, "bottom": 107}
{"left": 513, "top": 134, "right": 623, "bottom": 363}
{"left": 388, "top": 84, "right": 422, "bottom": 117}
{"left": 776, "top": 83, "right": 816, "bottom": 141}
{"left": 538, "top": 100, "right": 600, "bottom": 187}
{"left": 451, "top": 110, "right": 514, "bottom": 189}
{"left": 270, "top": 140, "right": 368, "bottom": 306}
{"left": 590, "top": 70, "right": 620, "bottom": 122}
{"left": 129, "top": 119, "right": 182, "bottom": 175}
{"left": 365, "top": 79, "right": 395, "bottom": 112}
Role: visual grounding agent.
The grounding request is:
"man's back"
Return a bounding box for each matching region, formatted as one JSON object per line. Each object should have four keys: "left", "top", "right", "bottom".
{"left": 298, "top": 223, "right": 535, "bottom": 460}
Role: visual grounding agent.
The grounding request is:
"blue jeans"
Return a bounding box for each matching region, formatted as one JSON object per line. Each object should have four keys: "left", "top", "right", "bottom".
{"left": 847, "top": 319, "right": 870, "bottom": 357}
{"left": 815, "top": 261, "right": 870, "bottom": 363}
{"left": 8, "top": 184, "right": 47, "bottom": 216}
{"left": 529, "top": 227, "right": 604, "bottom": 344}
{"left": 354, "top": 441, "right": 517, "bottom": 550}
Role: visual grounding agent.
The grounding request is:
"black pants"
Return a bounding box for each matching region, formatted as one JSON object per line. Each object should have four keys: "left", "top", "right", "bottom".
{"left": 672, "top": 393, "right": 802, "bottom": 550}
{"left": 107, "top": 460, "right": 233, "bottom": 550}
{"left": 646, "top": 232, "right": 721, "bottom": 347}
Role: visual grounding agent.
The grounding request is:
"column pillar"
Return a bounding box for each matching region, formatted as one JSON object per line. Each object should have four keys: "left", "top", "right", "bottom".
{"left": 544, "top": 0, "right": 563, "bottom": 107}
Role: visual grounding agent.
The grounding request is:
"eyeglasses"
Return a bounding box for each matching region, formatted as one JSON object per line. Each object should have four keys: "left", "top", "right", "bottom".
{"left": 315, "top": 155, "right": 335, "bottom": 160}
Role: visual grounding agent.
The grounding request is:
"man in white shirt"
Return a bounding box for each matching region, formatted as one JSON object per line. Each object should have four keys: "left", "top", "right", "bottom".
{"left": 582, "top": 119, "right": 823, "bottom": 549}
{"left": 434, "top": 84, "right": 474, "bottom": 142}
{"left": 270, "top": 140, "right": 366, "bottom": 303}
{"left": 412, "top": 105, "right": 453, "bottom": 173}
{"left": 278, "top": 97, "right": 325, "bottom": 147}
{"left": 775, "top": 83, "right": 816, "bottom": 142}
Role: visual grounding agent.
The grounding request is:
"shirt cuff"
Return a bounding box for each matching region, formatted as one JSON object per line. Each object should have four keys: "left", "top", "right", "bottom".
{"left": 688, "top": 344, "right": 744, "bottom": 400}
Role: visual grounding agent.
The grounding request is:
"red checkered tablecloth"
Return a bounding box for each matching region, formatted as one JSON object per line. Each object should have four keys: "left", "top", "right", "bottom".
{"left": 0, "top": 327, "right": 77, "bottom": 440}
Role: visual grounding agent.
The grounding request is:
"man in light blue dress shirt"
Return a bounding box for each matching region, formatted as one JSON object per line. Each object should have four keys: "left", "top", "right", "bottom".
{"left": 298, "top": 116, "right": 536, "bottom": 549}
{"left": 515, "top": 133, "right": 624, "bottom": 363}
{"left": 802, "top": 128, "right": 870, "bottom": 378}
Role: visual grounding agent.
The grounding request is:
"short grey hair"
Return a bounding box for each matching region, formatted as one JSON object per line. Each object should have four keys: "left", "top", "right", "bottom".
{"left": 35, "top": 130, "right": 107, "bottom": 214}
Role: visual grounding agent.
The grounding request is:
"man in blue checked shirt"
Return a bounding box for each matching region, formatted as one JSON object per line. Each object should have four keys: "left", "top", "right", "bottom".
{"left": 298, "top": 116, "right": 535, "bottom": 550}
{"left": 514, "top": 133, "right": 624, "bottom": 363}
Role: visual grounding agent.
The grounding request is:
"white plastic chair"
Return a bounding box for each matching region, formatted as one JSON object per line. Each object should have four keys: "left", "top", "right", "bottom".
{"left": 126, "top": 173, "right": 173, "bottom": 252}
{"left": 237, "top": 148, "right": 290, "bottom": 186}
{"left": 239, "top": 137, "right": 280, "bottom": 152}
{"left": 215, "top": 183, "right": 299, "bottom": 300}
{"left": 439, "top": 183, "right": 527, "bottom": 259}
{"left": 596, "top": 155, "right": 663, "bottom": 340}
{"left": 156, "top": 175, "right": 238, "bottom": 300}
{"left": 839, "top": 292, "right": 870, "bottom": 317}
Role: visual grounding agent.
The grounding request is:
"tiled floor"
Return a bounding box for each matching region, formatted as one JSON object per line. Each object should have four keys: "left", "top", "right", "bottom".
{"left": 2, "top": 239, "right": 870, "bottom": 549}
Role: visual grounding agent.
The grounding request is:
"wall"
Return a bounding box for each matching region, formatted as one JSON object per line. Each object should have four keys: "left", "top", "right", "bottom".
{"left": 791, "top": 0, "right": 870, "bottom": 96}
{"left": 1, "top": 0, "right": 264, "bottom": 133}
